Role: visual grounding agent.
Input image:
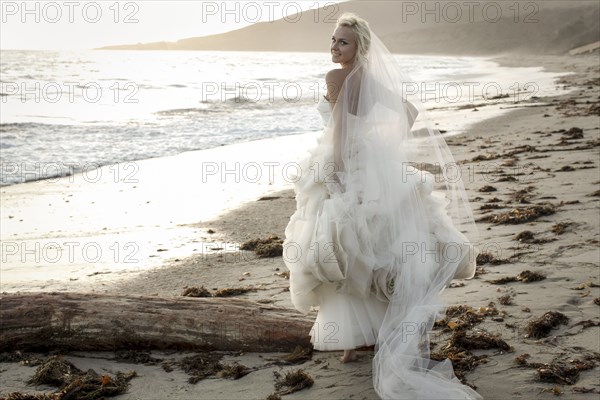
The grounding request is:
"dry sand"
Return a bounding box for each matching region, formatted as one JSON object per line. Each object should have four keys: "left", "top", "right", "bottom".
{"left": 1, "top": 53, "right": 599, "bottom": 399}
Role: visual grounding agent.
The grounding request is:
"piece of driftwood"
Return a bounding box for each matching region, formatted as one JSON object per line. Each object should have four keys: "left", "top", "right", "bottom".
{"left": 0, "top": 293, "right": 313, "bottom": 352}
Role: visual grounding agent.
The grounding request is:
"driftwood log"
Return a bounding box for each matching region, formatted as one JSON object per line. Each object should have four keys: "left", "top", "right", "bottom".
{"left": 0, "top": 293, "right": 313, "bottom": 352}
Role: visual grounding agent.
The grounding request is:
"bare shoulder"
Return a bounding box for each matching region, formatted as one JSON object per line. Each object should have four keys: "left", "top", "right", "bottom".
{"left": 325, "top": 68, "right": 350, "bottom": 102}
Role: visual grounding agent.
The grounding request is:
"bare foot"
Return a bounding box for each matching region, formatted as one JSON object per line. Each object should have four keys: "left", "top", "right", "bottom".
{"left": 340, "top": 349, "right": 358, "bottom": 363}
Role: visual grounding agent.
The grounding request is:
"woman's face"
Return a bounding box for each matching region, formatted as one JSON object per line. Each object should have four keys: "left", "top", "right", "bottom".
{"left": 331, "top": 26, "right": 357, "bottom": 66}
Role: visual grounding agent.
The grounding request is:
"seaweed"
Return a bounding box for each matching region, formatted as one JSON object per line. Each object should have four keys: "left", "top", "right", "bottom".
{"left": 434, "top": 303, "right": 500, "bottom": 332}
{"left": 113, "top": 350, "right": 162, "bottom": 365}
{"left": 213, "top": 287, "right": 258, "bottom": 297}
{"left": 450, "top": 329, "right": 512, "bottom": 352}
{"left": 551, "top": 222, "right": 572, "bottom": 235}
{"left": 182, "top": 286, "right": 212, "bottom": 297}
{"left": 525, "top": 311, "right": 569, "bottom": 339}
{"left": 0, "top": 351, "right": 44, "bottom": 366}
{"left": 5, "top": 355, "right": 137, "bottom": 399}
{"left": 176, "top": 352, "right": 253, "bottom": 384}
{"left": 498, "top": 294, "right": 513, "bottom": 305}
{"left": 487, "top": 276, "right": 518, "bottom": 284}
{"left": 273, "top": 346, "right": 313, "bottom": 365}
{"left": 487, "top": 270, "right": 545, "bottom": 285}
{"left": 241, "top": 235, "right": 283, "bottom": 258}
{"left": 562, "top": 127, "right": 584, "bottom": 139}
{"left": 513, "top": 230, "right": 554, "bottom": 244}
{"left": 515, "top": 353, "right": 596, "bottom": 385}
{"left": 516, "top": 270, "right": 546, "bottom": 282}
{"left": 216, "top": 362, "right": 251, "bottom": 379}
{"left": 273, "top": 369, "right": 314, "bottom": 395}
{"left": 477, "top": 185, "right": 497, "bottom": 192}
{"left": 476, "top": 251, "right": 511, "bottom": 265}
{"left": 476, "top": 203, "right": 556, "bottom": 224}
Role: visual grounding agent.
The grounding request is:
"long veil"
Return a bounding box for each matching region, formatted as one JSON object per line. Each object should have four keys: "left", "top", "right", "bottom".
{"left": 326, "top": 30, "right": 481, "bottom": 399}
{"left": 283, "top": 27, "right": 483, "bottom": 399}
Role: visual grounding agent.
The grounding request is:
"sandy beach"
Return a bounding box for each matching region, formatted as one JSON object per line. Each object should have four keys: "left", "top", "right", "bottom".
{"left": 1, "top": 52, "right": 599, "bottom": 399}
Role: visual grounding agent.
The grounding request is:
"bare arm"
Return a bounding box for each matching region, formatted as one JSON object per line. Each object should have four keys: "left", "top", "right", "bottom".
{"left": 325, "top": 69, "right": 348, "bottom": 192}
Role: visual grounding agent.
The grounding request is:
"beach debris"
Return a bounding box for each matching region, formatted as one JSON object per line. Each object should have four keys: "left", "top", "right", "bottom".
{"left": 178, "top": 352, "right": 223, "bottom": 384}
{"left": 241, "top": 235, "right": 284, "bottom": 258}
{"left": 525, "top": 311, "right": 569, "bottom": 339}
{"left": 177, "top": 352, "right": 250, "bottom": 383}
{"left": 476, "top": 251, "right": 511, "bottom": 265}
{"left": 0, "top": 351, "right": 44, "bottom": 366}
{"left": 517, "top": 270, "right": 546, "bottom": 283}
{"left": 216, "top": 362, "right": 251, "bottom": 379}
{"left": 562, "top": 127, "right": 584, "bottom": 139}
{"left": 258, "top": 196, "right": 281, "bottom": 201}
{"left": 572, "top": 387, "right": 600, "bottom": 394}
{"left": 515, "top": 353, "right": 596, "bottom": 385}
{"left": 514, "top": 230, "right": 555, "bottom": 244}
{"left": 479, "top": 203, "right": 502, "bottom": 211}
{"left": 450, "top": 329, "right": 512, "bottom": 352}
{"left": 207, "top": 229, "right": 215, "bottom": 234}
{"left": 588, "top": 189, "right": 600, "bottom": 197}
{"left": 569, "top": 281, "right": 600, "bottom": 290}
{"left": 434, "top": 302, "right": 501, "bottom": 332}
{"left": 487, "top": 270, "right": 545, "bottom": 285}
{"left": 551, "top": 222, "right": 573, "bottom": 234}
{"left": 113, "top": 350, "right": 162, "bottom": 365}
{"left": 275, "top": 270, "right": 290, "bottom": 279}
{"left": 594, "top": 297, "right": 600, "bottom": 305}
{"left": 273, "top": 369, "right": 314, "bottom": 395}
{"left": 5, "top": 355, "right": 136, "bottom": 399}
{"left": 472, "top": 153, "right": 499, "bottom": 162}
{"left": 507, "top": 186, "right": 538, "bottom": 204}
{"left": 476, "top": 203, "right": 556, "bottom": 225}
{"left": 556, "top": 165, "right": 576, "bottom": 172}
{"left": 488, "top": 276, "right": 518, "bottom": 284}
{"left": 430, "top": 324, "right": 511, "bottom": 385}
{"left": 182, "top": 286, "right": 212, "bottom": 297}
{"left": 498, "top": 294, "right": 513, "bottom": 305}
{"left": 478, "top": 185, "right": 497, "bottom": 192}
{"left": 181, "top": 285, "right": 259, "bottom": 297}
{"left": 214, "top": 286, "right": 258, "bottom": 297}
{"left": 272, "top": 346, "right": 313, "bottom": 365}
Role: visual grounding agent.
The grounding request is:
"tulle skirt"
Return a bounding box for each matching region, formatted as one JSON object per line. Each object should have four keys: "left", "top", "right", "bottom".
{"left": 283, "top": 128, "right": 476, "bottom": 351}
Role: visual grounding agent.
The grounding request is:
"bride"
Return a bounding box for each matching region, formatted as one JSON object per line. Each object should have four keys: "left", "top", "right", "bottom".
{"left": 283, "top": 12, "right": 483, "bottom": 400}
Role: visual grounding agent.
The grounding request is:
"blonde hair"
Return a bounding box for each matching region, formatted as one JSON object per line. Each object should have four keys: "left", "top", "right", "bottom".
{"left": 336, "top": 13, "right": 371, "bottom": 65}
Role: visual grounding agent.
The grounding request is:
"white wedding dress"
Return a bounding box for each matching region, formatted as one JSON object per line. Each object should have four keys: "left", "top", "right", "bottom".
{"left": 285, "top": 96, "right": 476, "bottom": 351}
{"left": 283, "top": 29, "right": 482, "bottom": 399}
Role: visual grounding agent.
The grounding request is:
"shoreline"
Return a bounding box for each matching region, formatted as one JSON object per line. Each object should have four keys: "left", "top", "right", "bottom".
{"left": 0, "top": 53, "right": 578, "bottom": 294}
{"left": 1, "top": 52, "right": 599, "bottom": 399}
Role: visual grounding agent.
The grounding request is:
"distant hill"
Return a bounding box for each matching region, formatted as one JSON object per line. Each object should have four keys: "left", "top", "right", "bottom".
{"left": 97, "top": 0, "right": 600, "bottom": 56}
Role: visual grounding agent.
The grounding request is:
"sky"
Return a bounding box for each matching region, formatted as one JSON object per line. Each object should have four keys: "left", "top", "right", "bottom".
{"left": 0, "top": 0, "right": 346, "bottom": 50}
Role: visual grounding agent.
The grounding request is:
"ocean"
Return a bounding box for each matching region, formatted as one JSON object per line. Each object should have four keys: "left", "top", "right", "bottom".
{"left": 0, "top": 49, "right": 570, "bottom": 186}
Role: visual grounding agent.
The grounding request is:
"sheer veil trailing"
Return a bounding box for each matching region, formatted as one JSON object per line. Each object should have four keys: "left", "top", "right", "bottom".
{"left": 284, "top": 25, "right": 483, "bottom": 400}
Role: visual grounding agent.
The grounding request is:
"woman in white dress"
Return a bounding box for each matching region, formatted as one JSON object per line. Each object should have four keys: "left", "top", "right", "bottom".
{"left": 283, "top": 13, "right": 483, "bottom": 399}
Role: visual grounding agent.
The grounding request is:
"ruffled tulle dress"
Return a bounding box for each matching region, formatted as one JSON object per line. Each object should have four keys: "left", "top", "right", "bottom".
{"left": 283, "top": 96, "right": 476, "bottom": 351}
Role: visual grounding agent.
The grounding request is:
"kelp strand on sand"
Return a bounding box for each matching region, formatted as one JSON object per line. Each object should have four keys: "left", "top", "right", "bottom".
{"left": 525, "top": 311, "right": 569, "bottom": 339}
{"left": 181, "top": 285, "right": 260, "bottom": 297}
{"left": 241, "top": 235, "right": 283, "bottom": 257}
{"left": 5, "top": 355, "right": 136, "bottom": 400}
{"left": 176, "top": 352, "right": 251, "bottom": 384}
{"left": 272, "top": 369, "right": 314, "bottom": 395}
{"left": 486, "top": 270, "right": 546, "bottom": 285}
{"left": 477, "top": 203, "right": 556, "bottom": 224}
{"left": 430, "top": 302, "right": 512, "bottom": 387}
{"left": 515, "top": 353, "right": 598, "bottom": 385}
